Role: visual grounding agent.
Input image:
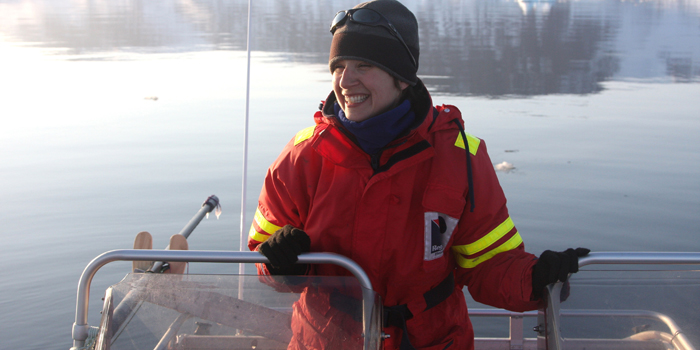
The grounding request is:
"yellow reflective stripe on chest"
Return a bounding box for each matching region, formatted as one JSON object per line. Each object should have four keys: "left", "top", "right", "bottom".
{"left": 294, "top": 125, "right": 316, "bottom": 146}
{"left": 451, "top": 217, "right": 522, "bottom": 268}
{"left": 454, "top": 132, "right": 480, "bottom": 156}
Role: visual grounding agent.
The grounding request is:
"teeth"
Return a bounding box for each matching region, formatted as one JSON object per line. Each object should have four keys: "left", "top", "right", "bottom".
{"left": 347, "top": 95, "right": 368, "bottom": 104}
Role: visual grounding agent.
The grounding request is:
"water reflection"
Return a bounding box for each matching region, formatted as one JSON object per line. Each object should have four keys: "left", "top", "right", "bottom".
{"left": 418, "top": 1, "right": 621, "bottom": 96}
{"left": 1, "top": 0, "right": 698, "bottom": 96}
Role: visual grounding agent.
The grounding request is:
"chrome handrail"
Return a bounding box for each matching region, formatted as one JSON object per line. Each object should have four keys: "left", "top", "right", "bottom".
{"left": 579, "top": 251, "right": 700, "bottom": 267}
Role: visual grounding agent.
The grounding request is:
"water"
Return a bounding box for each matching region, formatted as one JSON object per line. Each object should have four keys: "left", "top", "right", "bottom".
{"left": 0, "top": 0, "right": 698, "bottom": 349}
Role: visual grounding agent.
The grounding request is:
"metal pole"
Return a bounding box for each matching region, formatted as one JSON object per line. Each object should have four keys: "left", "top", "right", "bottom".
{"left": 148, "top": 195, "right": 219, "bottom": 273}
{"left": 239, "top": 0, "right": 253, "bottom": 268}
{"left": 178, "top": 195, "right": 220, "bottom": 240}
{"left": 236, "top": 3, "right": 253, "bottom": 336}
{"left": 578, "top": 252, "right": 700, "bottom": 268}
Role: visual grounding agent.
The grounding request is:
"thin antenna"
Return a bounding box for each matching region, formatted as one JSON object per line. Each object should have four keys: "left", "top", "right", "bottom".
{"left": 239, "top": 0, "right": 253, "bottom": 274}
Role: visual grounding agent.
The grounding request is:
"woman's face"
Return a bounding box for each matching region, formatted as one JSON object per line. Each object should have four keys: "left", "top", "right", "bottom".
{"left": 332, "top": 59, "right": 409, "bottom": 122}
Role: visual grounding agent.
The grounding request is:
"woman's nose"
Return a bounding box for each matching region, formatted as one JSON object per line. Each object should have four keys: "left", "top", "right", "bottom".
{"left": 339, "top": 67, "right": 358, "bottom": 88}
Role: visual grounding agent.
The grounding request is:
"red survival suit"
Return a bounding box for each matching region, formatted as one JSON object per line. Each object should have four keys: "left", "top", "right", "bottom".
{"left": 249, "top": 88, "right": 540, "bottom": 350}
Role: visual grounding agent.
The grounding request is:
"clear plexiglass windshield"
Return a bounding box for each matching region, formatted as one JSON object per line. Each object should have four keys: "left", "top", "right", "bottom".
{"left": 549, "top": 268, "right": 700, "bottom": 350}
{"left": 94, "top": 273, "right": 382, "bottom": 350}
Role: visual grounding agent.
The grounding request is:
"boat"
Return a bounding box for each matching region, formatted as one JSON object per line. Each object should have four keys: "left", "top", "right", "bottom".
{"left": 67, "top": 1, "right": 700, "bottom": 347}
{"left": 69, "top": 196, "right": 700, "bottom": 350}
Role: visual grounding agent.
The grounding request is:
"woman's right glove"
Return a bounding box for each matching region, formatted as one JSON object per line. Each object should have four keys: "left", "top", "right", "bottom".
{"left": 531, "top": 248, "right": 590, "bottom": 300}
{"left": 257, "top": 224, "right": 311, "bottom": 275}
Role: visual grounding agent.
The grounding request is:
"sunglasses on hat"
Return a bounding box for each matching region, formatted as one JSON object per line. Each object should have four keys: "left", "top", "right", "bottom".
{"left": 330, "top": 8, "right": 417, "bottom": 68}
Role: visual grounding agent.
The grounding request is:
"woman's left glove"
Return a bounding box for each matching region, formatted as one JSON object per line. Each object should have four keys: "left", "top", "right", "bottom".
{"left": 531, "top": 248, "right": 590, "bottom": 300}
{"left": 258, "top": 225, "right": 311, "bottom": 275}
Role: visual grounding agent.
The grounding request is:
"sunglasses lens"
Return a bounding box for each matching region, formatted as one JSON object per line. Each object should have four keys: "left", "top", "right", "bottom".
{"left": 352, "top": 9, "right": 381, "bottom": 24}
{"left": 330, "top": 11, "right": 347, "bottom": 32}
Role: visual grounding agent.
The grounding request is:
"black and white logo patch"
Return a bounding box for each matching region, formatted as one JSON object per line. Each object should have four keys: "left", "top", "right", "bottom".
{"left": 424, "top": 212, "right": 458, "bottom": 261}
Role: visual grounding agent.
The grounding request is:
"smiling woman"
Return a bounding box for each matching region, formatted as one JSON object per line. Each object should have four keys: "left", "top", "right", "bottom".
{"left": 247, "top": 1, "right": 590, "bottom": 350}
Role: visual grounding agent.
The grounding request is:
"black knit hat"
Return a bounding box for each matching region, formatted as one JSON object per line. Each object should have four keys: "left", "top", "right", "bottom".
{"left": 329, "top": 0, "right": 419, "bottom": 86}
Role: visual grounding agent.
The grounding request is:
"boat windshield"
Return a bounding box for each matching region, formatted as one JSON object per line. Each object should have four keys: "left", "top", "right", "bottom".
{"left": 94, "top": 273, "right": 382, "bottom": 350}
{"left": 546, "top": 267, "right": 700, "bottom": 350}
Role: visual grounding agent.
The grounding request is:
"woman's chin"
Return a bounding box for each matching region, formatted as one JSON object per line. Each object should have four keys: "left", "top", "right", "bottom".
{"left": 344, "top": 108, "right": 373, "bottom": 122}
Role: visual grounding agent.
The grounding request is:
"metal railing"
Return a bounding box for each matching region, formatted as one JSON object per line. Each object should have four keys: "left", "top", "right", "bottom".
{"left": 70, "top": 250, "right": 374, "bottom": 350}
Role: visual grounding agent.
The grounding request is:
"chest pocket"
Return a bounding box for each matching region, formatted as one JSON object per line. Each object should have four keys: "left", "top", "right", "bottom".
{"left": 422, "top": 185, "right": 466, "bottom": 265}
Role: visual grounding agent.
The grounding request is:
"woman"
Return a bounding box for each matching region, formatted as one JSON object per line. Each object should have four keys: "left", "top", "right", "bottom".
{"left": 248, "top": 1, "right": 588, "bottom": 349}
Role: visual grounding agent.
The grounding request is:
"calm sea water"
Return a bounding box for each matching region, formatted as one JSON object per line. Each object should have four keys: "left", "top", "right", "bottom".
{"left": 0, "top": 0, "right": 699, "bottom": 349}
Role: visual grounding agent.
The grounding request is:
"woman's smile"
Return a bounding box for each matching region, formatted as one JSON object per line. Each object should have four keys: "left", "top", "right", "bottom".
{"left": 345, "top": 94, "right": 369, "bottom": 104}
{"left": 332, "top": 59, "right": 408, "bottom": 122}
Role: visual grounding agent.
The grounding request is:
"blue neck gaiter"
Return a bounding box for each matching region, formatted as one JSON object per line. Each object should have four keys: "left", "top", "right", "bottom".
{"left": 334, "top": 99, "right": 415, "bottom": 155}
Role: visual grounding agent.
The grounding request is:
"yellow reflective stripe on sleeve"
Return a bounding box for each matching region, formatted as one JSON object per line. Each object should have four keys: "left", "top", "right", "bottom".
{"left": 294, "top": 125, "right": 316, "bottom": 146}
{"left": 453, "top": 233, "right": 523, "bottom": 269}
{"left": 454, "top": 132, "right": 480, "bottom": 156}
{"left": 452, "top": 217, "right": 516, "bottom": 256}
{"left": 248, "top": 208, "right": 282, "bottom": 243}
{"left": 248, "top": 224, "right": 270, "bottom": 243}
{"left": 253, "top": 208, "right": 282, "bottom": 235}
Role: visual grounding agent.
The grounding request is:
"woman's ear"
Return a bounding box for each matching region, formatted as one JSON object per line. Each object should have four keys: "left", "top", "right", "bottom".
{"left": 394, "top": 78, "right": 410, "bottom": 91}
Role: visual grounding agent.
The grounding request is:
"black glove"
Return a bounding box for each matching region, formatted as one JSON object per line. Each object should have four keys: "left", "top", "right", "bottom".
{"left": 531, "top": 248, "right": 590, "bottom": 300}
{"left": 258, "top": 225, "right": 311, "bottom": 275}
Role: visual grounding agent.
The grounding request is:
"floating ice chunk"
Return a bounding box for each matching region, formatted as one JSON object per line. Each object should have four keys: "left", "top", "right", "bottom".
{"left": 494, "top": 161, "right": 515, "bottom": 172}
